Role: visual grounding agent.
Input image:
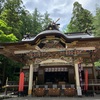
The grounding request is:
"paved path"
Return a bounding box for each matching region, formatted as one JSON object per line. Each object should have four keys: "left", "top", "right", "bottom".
{"left": 3, "top": 96, "right": 100, "bottom": 100}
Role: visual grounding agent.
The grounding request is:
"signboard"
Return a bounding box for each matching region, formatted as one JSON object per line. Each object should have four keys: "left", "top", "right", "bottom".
{"left": 45, "top": 67, "right": 68, "bottom": 72}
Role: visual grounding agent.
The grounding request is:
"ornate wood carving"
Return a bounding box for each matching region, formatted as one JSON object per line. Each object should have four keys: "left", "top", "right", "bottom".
{"left": 34, "top": 56, "right": 73, "bottom": 64}
{"left": 39, "top": 39, "right": 65, "bottom": 49}
{"left": 26, "top": 51, "right": 66, "bottom": 58}
{"left": 0, "top": 37, "right": 100, "bottom": 64}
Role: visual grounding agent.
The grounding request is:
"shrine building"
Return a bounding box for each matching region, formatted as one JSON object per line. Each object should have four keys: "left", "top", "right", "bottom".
{"left": 0, "top": 23, "right": 100, "bottom": 96}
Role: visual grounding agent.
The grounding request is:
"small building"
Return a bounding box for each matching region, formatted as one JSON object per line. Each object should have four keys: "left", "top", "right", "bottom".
{"left": 0, "top": 23, "right": 100, "bottom": 96}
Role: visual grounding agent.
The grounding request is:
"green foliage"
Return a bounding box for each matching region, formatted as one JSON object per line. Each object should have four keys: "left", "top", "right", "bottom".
{"left": 0, "top": 30, "right": 4, "bottom": 34}
{"left": 20, "top": 10, "right": 32, "bottom": 36}
{"left": 0, "top": 0, "right": 24, "bottom": 39}
{"left": 94, "top": 60, "right": 100, "bottom": 67}
{"left": 0, "top": 19, "right": 7, "bottom": 29}
{"left": 0, "top": 32, "right": 19, "bottom": 84}
{"left": 93, "top": 6, "right": 100, "bottom": 36}
{"left": 0, "top": 33, "right": 18, "bottom": 42}
{"left": 0, "top": 0, "right": 52, "bottom": 39}
{"left": 65, "top": 2, "right": 93, "bottom": 33}
{"left": 0, "top": 18, "right": 19, "bottom": 85}
{"left": 0, "top": 19, "right": 12, "bottom": 34}
{"left": 42, "top": 11, "right": 52, "bottom": 30}
{"left": 19, "top": 9, "right": 52, "bottom": 37}
{"left": 32, "top": 8, "right": 43, "bottom": 34}
{"left": 0, "top": 19, "right": 18, "bottom": 42}
{"left": 0, "top": 54, "right": 23, "bottom": 84}
{"left": 32, "top": 9, "right": 52, "bottom": 34}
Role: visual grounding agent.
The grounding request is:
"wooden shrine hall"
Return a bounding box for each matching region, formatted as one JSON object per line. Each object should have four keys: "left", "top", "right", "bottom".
{"left": 0, "top": 23, "right": 100, "bottom": 96}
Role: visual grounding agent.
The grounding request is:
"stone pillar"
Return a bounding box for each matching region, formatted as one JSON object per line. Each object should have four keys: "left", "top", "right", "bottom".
{"left": 28, "top": 63, "right": 34, "bottom": 96}
{"left": 74, "top": 62, "right": 82, "bottom": 96}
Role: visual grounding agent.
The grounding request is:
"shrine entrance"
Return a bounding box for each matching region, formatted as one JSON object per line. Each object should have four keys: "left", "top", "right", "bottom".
{"left": 44, "top": 67, "right": 75, "bottom": 84}
{"left": 44, "top": 71, "right": 69, "bottom": 84}
{"left": 34, "top": 58, "right": 75, "bottom": 87}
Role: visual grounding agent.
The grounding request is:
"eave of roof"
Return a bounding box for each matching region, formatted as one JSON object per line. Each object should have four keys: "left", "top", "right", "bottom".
{"left": 0, "top": 30, "right": 100, "bottom": 46}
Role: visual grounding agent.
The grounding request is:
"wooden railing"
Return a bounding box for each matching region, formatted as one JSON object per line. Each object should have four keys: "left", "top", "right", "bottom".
{"left": 7, "top": 81, "right": 28, "bottom": 85}
{"left": 7, "top": 81, "right": 18, "bottom": 85}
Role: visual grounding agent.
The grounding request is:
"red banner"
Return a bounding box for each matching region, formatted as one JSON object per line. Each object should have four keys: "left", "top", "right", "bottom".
{"left": 18, "top": 72, "right": 24, "bottom": 92}
{"left": 84, "top": 70, "right": 88, "bottom": 91}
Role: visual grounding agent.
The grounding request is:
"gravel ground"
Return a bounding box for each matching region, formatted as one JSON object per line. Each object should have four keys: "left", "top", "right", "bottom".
{"left": 2, "top": 95, "right": 100, "bottom": 100}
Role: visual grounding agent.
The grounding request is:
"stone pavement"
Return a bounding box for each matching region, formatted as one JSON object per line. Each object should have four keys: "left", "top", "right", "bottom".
{"left": 3, "top": 96, "right": 100, "bottom": 100}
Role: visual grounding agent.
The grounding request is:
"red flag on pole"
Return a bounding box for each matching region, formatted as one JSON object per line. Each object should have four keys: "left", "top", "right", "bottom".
{"left": 18, "top": 72, "right": 24, "bottom": 92}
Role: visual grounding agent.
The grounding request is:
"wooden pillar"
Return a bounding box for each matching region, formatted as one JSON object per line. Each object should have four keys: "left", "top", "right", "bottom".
{"left": 28, "top": 63, "right": 33, "bottom": 96}
{"left": 74, "top": 62, "right": 82, "bottom": 96}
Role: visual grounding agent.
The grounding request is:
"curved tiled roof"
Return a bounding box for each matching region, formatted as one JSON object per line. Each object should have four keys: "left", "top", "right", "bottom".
{"left": 0, "top": 29, "right": 100, "bottom": 46}
{"left": 21, "top": 29, "right": 100, "bottom": 43}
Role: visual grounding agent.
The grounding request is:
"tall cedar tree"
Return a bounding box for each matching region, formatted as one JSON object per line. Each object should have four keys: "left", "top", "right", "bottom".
{"left": 93, "top": 6, "right": 100, "bottom": 36}
{"left": 32, "top": 8, "right": 43, "bottom": 35}
{"left": 66, "top": 2, "right": 93, "bottom": 33}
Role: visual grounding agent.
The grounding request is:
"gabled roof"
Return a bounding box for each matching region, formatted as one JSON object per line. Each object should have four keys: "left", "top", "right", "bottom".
{"left": 21, "top": 30, "right": 99, "bottom": 42}
{"left": 0, "top": 29, "right": 100, "bottom": 47}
